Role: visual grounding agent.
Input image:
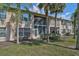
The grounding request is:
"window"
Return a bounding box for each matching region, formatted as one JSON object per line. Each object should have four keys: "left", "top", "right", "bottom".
{"left": 0, "top": 10, "right": 6, "bottom": 20}
{"left": 34, "top": 26, "right": 38, "bottom": 28}
{"left": 38, "top": 26, "right": 42, "bottom": 34}
{"left": 19, "top": 28, "right": 30, "bottom": 37}
{"left": 50, "top": 27, "right": 59, "bottom": 34}
{"left": 62, "top": 29, "right": 66, "bottom": 33}
{"left": 50, "top": 27, "right": 55, "bottom": 33}
{"left": 34, "top": 17, "right": 47, "bottom": 25}
{"left": 0, "top": 27, "right": 6, "bottom": 37}
{"left": 61, "top": 20, "right": 63, "bottom": 25}
{"left": 61, "top": 20, "right": 66, "bottom": 25}
{"left": 21, "top": 13, "right": 30, "bottom": 21}
{"left": 19, "top": 28, "right": 24, "bottom": 36}
{"left": 34, "top": 16, "right": 47, "bottom": 36}
{"left": 68, "top": 29, "right": 71, "bottom": 33}
{"left": 24, "top": 28, "right": 30, "bottom": 36}
{"left": 35, "top": 29, "right": 38, "bottom": 36}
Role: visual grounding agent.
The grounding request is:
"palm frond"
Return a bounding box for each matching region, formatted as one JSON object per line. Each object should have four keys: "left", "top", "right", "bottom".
{"left": 49, "top": 3, "right": 66, "bottom": 14}
{"left": 38, "top": 3, "right": 45, "bottom": 10}
{"left": 0, "top": 3, "right": 9, "bottom": 10}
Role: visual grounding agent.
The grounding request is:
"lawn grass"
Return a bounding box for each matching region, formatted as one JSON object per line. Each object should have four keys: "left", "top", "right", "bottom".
{"left": 51, "top": 37, "right": 76, "bottom": 47}
{"left": 0, "top": 37, "right": 79, "bottom": 56}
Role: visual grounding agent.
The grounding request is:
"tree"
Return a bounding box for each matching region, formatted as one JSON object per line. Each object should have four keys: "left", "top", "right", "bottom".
{"left": 49, "top": 3, "right": 66, "bottom": 35}
{"left": 0, "top": 3, "right": 32, "bottom": 44}
{"left": 71, "top": 9, "right": 78, "bottom": 39}
{"left": 0, "top": 3, "right": 16, "bottom": 41}
{"left": 38, "top": 3, "right": 66, "bottom": 42}
{"left": 14, "top": 3, "right": 32, "bottom": 44}
{"left": 0, "top": 3, "right": 9, "bottom": 9}
{"left": 0, "top": 3, "right": 22, "bottom": 44}
{"left": 76, "top": 3, "right": 79, "bottom": 49}
{"left": 0, "top": 3, "right": 20, "bottom": 43}
{"left": 14, "top": 3, "right": 21, "bottom": 44}
{"left": 38, "top": 3, "right": 52, "bottom": 43}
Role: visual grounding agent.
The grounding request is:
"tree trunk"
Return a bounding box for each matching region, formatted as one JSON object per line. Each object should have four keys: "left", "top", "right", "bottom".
{"left": 45, "top": 10, "right": 49, "bottom": 43}
{"left": 76, "top": 3, "right": 79, "bottom": 49}
{"left": 73, "top": 19, "right": 76, "bottom": 39}
{"left": 54, "top": 12, "right": 57, "bottom": 35}
{"left": 46, "top": 16, "right": 49, "bottom": 43}
{"left": 16, "top": 25, "right": 20, "bottom": 44}
{"left": 16, "top": 14, "right": 20, "bottom": 44}
{"left": 76, "top": 24, "right": 79, "bottom": 49}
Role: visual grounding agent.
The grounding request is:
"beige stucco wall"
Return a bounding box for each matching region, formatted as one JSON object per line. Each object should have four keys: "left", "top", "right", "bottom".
{"left": 0, "top": 12, "right": 16, "bottom": 41}
{"left": 49, "top": 18, "right": 61, "bottom": 34}
{"left": 0, "top": 12, "right": 10, "bottom": 41}
{"left": 49, "top": 17, "right": 73, "bottom": 36}
{"left": 0, "top": 11, "right": 73, "bottom": 41}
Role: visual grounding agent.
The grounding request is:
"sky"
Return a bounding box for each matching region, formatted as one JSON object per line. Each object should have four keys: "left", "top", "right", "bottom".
{"left": 59, "top": 3, "right": 77, "bottom": 20}
{"left": 31, "top": 3, "right": 77, "bottom": 20}
{"left": 21, "top": 3, "right": 77, "bottom": 20}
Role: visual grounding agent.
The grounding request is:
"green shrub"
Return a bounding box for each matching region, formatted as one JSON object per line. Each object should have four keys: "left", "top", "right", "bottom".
{"left": 49, "top": 32, "right": 60, "bottom": 41}
{"left": 64, "top": 32, "right": 71, "bottom": 36}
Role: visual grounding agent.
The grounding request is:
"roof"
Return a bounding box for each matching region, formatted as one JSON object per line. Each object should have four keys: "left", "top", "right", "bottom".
{"left": 8, "top": 7, "right": 71, "bottom": 22}
{"left": 33, "top": 12, "right": 71, "bottom": 22}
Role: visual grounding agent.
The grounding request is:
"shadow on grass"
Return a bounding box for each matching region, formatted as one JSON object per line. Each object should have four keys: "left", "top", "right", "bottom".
{"left": 50, "top": 39, "right": 64, "bottom": 42}
{"left": 20, "top": 40, "right": 47, "bottom": 46}
{"left": 48, "top": 43, "right": 77, "bottom": 50}
{"left": 11, "top": 39, "right": 79, "bottom": 50}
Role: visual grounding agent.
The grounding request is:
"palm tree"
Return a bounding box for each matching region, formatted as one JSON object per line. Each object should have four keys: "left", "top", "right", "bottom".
{"left": 0, "top": 4, "right": 16, "bottom": 41}
{"left": 38, "top": 3, "right": 66, "bottom": 42}
{"left": 14, "top": 3, "right": 21, "bottom": 44}
{"left": 0, "top": 3, "right": 32, "bottom": 44}
{"left": 71, "top": 9, "right": 78, "bottom": 39}
{"left": 76, "top": 3, "right": 79, "bottom": 49}
{"left": 14, "top": 3, "right": 32, "bottom": 44}
{"left": 0, "top": 3, "right": 18, "bottom": 43}
{"left": 0, "top": 3, "right": 21, "bottom": 44}
{"left": 38, "top": 3, "right": 52, "bottom": 43}
{"left": 0, "top": 4, "right": 9, "bottom": 9}
{"left": 49, "top": 3, "right": 66, "bottom": 35}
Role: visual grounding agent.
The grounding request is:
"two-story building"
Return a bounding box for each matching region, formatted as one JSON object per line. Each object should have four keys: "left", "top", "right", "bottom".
{"left": 0, "top": 8, "right": 73, "bottom": 41}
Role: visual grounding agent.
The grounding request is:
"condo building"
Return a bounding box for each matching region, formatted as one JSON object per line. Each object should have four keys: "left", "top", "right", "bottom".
{"left": 0, "top": 9, "right": 73, "bottom": 41}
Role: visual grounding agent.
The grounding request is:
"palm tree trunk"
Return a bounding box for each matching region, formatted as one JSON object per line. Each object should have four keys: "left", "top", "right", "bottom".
{"left": 16, "top": 12, "right": 20, "bottom": 44}
{"left": 76, "top": 3, "right": 79, "bottom": 49}
{"left": 73, "top": 19, "right": 76, "bottom": 39}
{"left": 54, "top": 12, "right": 57, "bottom": 35}
{"left": 16, "top": 24, "right": 20, "bottom": 44}
{"left": 76, "top": 23, "right": 79, "bottom": 49}
{"left": 45, "top": 10, "right": 50, "bottom": 43}
{"left": 46, "top": 16, "right": 49, "bottom": 43}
